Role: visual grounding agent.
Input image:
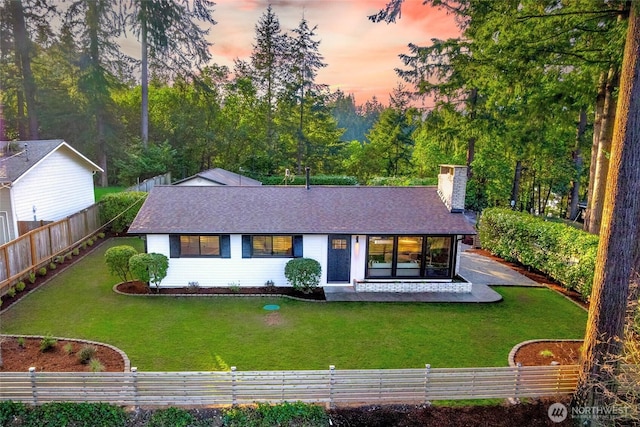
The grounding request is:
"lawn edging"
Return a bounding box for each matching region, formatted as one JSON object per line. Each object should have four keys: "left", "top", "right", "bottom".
{"left": 112, "top": 284, "right": 327, "bottom": 302}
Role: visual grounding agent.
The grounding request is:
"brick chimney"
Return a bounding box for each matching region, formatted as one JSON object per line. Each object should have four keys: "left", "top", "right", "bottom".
{"left": 437, "top": 165, "right": 467, "bottom": 213}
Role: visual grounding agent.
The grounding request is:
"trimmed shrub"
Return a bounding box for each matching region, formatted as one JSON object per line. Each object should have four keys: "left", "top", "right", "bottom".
{"left": 104, "top": 245, "right": 138, "bottom": 283}
{"left": 148, "top": 407, "right": 195, "bottom": 427}
{"left": 15, "top": 281, "right": 26, "bottom": 292}
{"left": 97, "top": 232, "right": 106, "bottom": 239}
{"left": 87, "top": 238, "right": 94, "bottom": 246}
{"left": 223, "top": 402, "right": 328, "bottom": 427}
{"left": 72, "top": 248, "right": 80, "bottom": 256}
{"left": 37, "top": 267, "right": 47, "bottom": 277}
{"left": 129, "top": 253, "right": 169, "bottom": 291}
{"left": 284, "top": 258, "right": 322, "bottom": 293}
{"left": 260, "top": 174, "right": 359, "bottom": 186}
{"left": 478, "top": 208, "right": 598, "bottom": 299}
{"left": 99, "top": 191, "right": 148, "bottom": 233}
{"left": 28, "top": 271, "right": 36, "bottom": 284}
{"left": 48, "top": 262, "right": 57, "bottom": 270}
{"left": 367, "top": 176, "right": 438, "bottom": 186}
{"left": 6, "top": 287, "right": 16, "bottom": 297}
{"left": 0, "top": 401, "right": 28, "bottom": 426}
{"left": 27, "top": 402, "right": 127, "bottom": 426}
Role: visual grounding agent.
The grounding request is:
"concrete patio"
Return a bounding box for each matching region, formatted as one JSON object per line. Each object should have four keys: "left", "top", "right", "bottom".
{"left": 323, "top": 246, "right": 542, "bottom": 303}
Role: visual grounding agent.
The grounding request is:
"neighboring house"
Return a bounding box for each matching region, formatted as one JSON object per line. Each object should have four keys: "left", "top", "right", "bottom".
{"left": 128, "top": 165, "right": 476, "bottom": 292}
{"left": 173, "top": 168, "right": 262, "bottom": 186}
{"left": 0, "top": 139, "right": 103, "bottom": 245}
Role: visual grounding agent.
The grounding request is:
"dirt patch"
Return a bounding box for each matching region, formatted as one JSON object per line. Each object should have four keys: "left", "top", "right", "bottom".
{"left": 116, "top": 280, "right": 326, "bottom": 301}
{"left": 264, "top": 311, "right": 284, "bottom": 326}
{"left": 329, "top": 398, "right": 573, "bottom": 426}
{"left": 0, "top": 336, "right": 125, "bottom": 372}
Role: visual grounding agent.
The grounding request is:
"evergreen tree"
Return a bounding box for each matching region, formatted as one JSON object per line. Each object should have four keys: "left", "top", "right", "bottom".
{"left": 287, "top": 16, "right": 327, "bottom": 173}
{"left": 127, "top": 0, "right": 216, "bottom": 147}
{"left": 251, "top": 5, "right": 289, "bottom": 170}
{"left": 64, "top": 0, "right": 129, "bottom": 186}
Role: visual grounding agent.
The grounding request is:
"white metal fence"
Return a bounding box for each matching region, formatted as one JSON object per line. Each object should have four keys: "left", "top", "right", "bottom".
{"left": 0, "top": 364, "right": 580, "bottom": 407}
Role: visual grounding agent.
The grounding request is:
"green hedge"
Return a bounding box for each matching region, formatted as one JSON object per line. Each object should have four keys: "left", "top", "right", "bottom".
{"left": 260, "top": 175, "right": 359, "bottom": 186}
{"left": 99, "top": 191, "right": 148, "bottom": 233}
{"left": 366, "top": 176, "right": 438, "bottom": 186}
{"left": 478, "top": 208, "right": 598, "bottom": 300}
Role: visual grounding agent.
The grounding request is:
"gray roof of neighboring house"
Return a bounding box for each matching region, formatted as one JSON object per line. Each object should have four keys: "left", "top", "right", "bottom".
{"left": 0, "top": 139, "right": 102, "bottom": 184}
{"left": 173, "top": 168, "right": 262, "bottom": 186}
{"left": 129, "top": 185, "right": 477, "bottom": 235}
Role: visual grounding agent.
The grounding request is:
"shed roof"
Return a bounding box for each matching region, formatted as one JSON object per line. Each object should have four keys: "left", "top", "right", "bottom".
{"left": 173, "top": 168, "right": 262, "bottom": 186}
{"left": 0, "top": 139, "right": 102, "bottom": 184}
{"left": 129, "top": 185, "right": 476, "bottom": 235}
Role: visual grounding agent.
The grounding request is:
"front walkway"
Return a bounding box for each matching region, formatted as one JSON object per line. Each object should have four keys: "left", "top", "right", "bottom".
{"left": 324, "top": 246, "right": 542, "bottom": 303}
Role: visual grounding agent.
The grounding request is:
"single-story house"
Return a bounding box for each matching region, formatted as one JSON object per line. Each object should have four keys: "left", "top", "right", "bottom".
{"left": 0, "top": 139, "right": 103, "bottom": 245}
{"left": 128, "top": 165, "right": 476, "bottom": 292}
{"left": 173, "top": 168, "right": 262, "bottom": 186}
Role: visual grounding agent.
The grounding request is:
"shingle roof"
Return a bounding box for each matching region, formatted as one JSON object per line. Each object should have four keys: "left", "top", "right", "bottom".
{"left": 129, "top": 185, "right": 477, "bottom": 235}
{"left": 0, "top": 139, "right": 102, "bottom": 184}
{"left": 173, "top": 168, "right": 262, "bottom": 186}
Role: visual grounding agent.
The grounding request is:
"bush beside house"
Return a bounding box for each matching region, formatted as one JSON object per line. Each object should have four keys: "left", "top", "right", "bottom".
{"left": 284, "top": 258, "right": 322, "bottom": 294}
{"left": 478, "top": 208, "right": 598, "bottom": 299}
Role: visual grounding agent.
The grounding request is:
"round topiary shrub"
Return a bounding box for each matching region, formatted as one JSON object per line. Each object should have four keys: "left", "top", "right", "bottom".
{"left": 104, "top": 245, "right": 138, "bottom": 283}
{"left": 284, "top": 258, "right": 322, "bottom": 294}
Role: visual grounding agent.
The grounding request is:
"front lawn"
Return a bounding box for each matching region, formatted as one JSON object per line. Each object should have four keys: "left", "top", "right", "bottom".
{"left": 0, "top": 238, "right": 588, "bottom": 371}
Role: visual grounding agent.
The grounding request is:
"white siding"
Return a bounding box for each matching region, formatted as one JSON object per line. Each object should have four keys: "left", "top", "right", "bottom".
{"left": 11, "top": 147, "right": 96, "bottom": 222}
{"left": 0, "top": 188, "right": 16, "bottom": 243}
{"left": 146, "top": 234, "right": 335, "bottom": 288}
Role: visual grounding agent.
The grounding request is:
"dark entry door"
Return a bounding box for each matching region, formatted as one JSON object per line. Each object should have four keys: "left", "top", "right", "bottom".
{"left": 327, "top": 234, "right": 351, "bottom": 283}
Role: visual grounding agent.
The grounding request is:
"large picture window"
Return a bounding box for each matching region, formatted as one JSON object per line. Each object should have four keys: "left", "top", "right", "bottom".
{"left": 366, "top": 235, "right": 453, "bottom": 279}
{"left": 242, "top": 235, "right": 304, "bottom": 258}
{"left": 170, "top": 235, "right": 230, "bottom": 258}
{"left": 252, "top": 235, "right": 293, "bottom": 256}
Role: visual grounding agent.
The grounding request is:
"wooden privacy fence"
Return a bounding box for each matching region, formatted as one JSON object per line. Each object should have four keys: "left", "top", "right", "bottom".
{"left": 0, "top": 364, "right": 581, "bottom": 407}
{"left": 0, "top": 204, "right": 102, "bottom": 294}
{"left": 126, "top": 172, "right": 171, "bottom": 193}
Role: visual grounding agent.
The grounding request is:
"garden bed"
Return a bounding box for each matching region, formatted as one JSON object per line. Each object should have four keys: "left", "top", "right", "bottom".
{"left": 115, "top": 280, "right": 326, "bottom": 301}
{"left": 0, "top": 336, "right": 126, "bottom": 372}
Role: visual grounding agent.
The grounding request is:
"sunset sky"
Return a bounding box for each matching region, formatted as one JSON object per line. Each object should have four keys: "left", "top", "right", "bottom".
{"left": 207, "top": 0, "right": 460, "bottom": 106}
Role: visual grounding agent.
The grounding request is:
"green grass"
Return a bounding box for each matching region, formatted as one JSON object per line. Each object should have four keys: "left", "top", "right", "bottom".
{"left": 0, "top": 238, "right": 588, "bottom": 371}
{"left": 94, "top": 186, "right": 126, "bottom": 201}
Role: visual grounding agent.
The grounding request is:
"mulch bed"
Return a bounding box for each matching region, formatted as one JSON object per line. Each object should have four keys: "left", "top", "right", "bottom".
{"left": 514, "top": 340, "right": 583, "bottom": 366}
{"left": 116, "top": 280, "right": 326, "bottom": 301}
{"left": 0, "top": 337, "right": 125, "bottom": 372}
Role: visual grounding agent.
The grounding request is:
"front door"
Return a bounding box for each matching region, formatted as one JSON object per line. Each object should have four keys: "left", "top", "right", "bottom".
{"left": 327, "top": 234, "right": 351, "bottom": 283}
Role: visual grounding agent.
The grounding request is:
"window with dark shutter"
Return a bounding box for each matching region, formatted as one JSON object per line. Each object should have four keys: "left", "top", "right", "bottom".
{"left": 169, "top": 235, "right": 181, "bottom": 258}
{"left": 293, "top": 235, "right": 303, "bottom": 257}
{"left": 242, "top": 235, "right": 251, "bottom": 258}
{"left": 171, "top": 235, "right": 229, "bottom": 258}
